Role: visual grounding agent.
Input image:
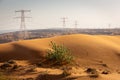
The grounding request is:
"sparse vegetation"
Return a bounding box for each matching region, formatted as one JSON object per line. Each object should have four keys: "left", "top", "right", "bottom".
{"left": 46, "top": 41, "right": 73, "bottom": 65}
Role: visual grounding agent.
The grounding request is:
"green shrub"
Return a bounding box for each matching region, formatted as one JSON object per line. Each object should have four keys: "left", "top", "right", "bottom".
{"left": 46, "top": 41, "right": 73, "bottom": 65}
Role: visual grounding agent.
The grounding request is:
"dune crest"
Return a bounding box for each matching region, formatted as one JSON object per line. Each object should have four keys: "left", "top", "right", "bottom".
{"left": 0, "top": 34, "right": 120, "bottom": 70}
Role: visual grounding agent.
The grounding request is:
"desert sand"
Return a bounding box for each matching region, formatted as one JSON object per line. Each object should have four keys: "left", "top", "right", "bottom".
{"left": 0, "top": 34, "right": 120, "bottom": 80}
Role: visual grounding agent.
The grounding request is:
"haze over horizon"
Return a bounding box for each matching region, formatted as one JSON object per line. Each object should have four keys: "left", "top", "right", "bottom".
{"left": 0, "top": 0, "right": 120, "bottom": 31}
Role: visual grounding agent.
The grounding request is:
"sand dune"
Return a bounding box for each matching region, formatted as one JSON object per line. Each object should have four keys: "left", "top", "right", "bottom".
{"left": 0, "top": 34, "right": 120, "bottom": 70}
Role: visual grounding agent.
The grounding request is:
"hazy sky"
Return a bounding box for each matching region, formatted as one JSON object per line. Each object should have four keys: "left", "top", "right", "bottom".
{"left": 0, "top": 0, "right": 120, "bottom": 31}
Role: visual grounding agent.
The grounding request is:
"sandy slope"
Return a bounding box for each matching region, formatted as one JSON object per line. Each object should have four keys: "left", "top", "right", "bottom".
{"left": 0, "top": 34, "right": 120, "bottom": 70}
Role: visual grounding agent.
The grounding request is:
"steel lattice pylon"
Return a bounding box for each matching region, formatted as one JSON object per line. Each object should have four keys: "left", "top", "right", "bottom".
{"left": 15, "top": 10, "right": 31, "bottom": 40}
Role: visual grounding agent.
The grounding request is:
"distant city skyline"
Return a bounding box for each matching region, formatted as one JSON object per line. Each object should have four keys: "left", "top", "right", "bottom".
{"left": 0, "top": 0, "right": 120, "bottom": 31}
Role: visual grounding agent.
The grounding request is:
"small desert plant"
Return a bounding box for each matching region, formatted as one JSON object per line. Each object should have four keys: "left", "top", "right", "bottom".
{"left": 46, "top": 41, "right": 73, "bottom": 65}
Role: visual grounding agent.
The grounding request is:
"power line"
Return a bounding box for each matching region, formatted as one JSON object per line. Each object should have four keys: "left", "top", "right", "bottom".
{"left": 15, "top": 10, "right": 31, "bottom": 40}
{"left": 61, "top": 17, "right": 67, "bottom": 28}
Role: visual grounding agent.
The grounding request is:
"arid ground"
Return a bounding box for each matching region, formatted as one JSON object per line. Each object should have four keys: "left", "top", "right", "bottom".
{"left": 0, "top": 34, "right": 120, "bottom": 80}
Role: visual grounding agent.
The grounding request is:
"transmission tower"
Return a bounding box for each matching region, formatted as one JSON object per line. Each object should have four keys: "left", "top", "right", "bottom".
{"left": 108, "top": 24, "right": 111, "bottom": 33}
{"left": 74, "top": 20, "right": 78, "bottom": 33}
{"left": 15, "top": 10, "right": 31, "bottom": 40}
{"left": 61, "top": 17, "right": 67, "bottom": 28}
{"left": 75, "top": 20, "right": 78, "bottom": 28}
